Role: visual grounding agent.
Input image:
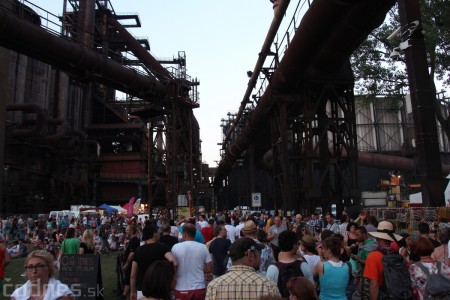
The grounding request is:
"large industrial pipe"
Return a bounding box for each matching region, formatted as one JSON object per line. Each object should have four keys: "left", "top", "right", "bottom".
{"left": 0, "top": 7, "right": 168, "bottom": 101}
{"left": 214, "top": 0, "right": 396, "bottom": 184}
{"left": 262, "top": 149, "right": 450, "bottom": 176}
{"left": 359, "top": 153, "right": 450, "bottom": 180}
{"left": 7, "top": 103, "right": 45, "bottom": 138}
{"left": 107, "top": 16, "right": 173, "bottom": 83}
{"left": 310, "top": 0, "right": 398, "bottom": 72}
{"left": 41, "top": 129, "right": 87, "bottom": 150}
{"left": 223, "top": 0, "right": 290, "bottom": 145}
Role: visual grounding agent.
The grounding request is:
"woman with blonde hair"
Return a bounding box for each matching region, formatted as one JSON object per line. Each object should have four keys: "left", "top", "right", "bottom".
{"left": 11, "top": 250, "right": 73, "bottom": 300}
{"left": 78, "top": 229, "right": 95, "bottom": 254}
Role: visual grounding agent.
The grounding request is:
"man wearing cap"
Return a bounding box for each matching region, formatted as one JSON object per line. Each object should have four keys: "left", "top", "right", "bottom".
{"left": 363, "top": 221, "right": 403, "bottom": 300}
{"left": 206, "top": 237, "right": 281, "bottom": 300}
{"left": 241, "top": 220, "right": 275, "bottom": 276}
{"left": 299, "top": 234, "right": 321, "bottom": 274}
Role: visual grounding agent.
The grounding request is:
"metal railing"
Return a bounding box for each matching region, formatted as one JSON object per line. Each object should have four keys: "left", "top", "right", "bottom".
{"left": 92, "top": 173, "right": 148, "bottom": 181}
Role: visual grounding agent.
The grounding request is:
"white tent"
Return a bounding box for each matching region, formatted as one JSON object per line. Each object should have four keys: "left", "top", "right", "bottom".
{"left": 109, "top": 205, "right": 127, "bottom": 213}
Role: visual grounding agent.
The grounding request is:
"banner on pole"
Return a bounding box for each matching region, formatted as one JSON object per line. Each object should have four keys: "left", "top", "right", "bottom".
{"left": 127, "top": 197, "right": 135, "bottom": 216}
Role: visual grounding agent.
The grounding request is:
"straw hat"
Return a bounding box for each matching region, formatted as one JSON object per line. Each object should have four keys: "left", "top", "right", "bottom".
{"left": 299, "top": 234, "right": 317, "bottom": 247}
{"left": 369, "top": 221, "right": 403, "bottom": 242}
{"left": 242, "top": 220, "right": 257, "bottom": 234}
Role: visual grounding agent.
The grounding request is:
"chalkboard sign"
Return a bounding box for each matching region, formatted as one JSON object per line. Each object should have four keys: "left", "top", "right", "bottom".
{"left": 59, "top": 254, "right": 103, "bottom": 300}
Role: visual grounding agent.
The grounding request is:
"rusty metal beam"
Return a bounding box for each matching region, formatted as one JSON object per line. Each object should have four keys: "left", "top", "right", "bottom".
{"left": 107, "top": 16, "right": 173, "bottom": 83}
{"left": 0, "top": 6, "right": 168, "bottom": 100}
{"left": 215, "top": 0, "right": 396, "bottom": 185}
{"left": 359, "top": 152, "right": 450, "bottom": 175}
{"left": 263, "top": 150, "right": 450, "bottom": 177}
{"left": 397, "top": 0, "right": 444, "bottom": 207}
{"left": 222, "top": 0, "right": 290, "bottom": 145}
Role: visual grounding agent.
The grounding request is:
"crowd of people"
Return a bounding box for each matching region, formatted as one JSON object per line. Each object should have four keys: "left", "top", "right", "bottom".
{"left": 0, "top": 209, "right": 449, "bottom": 300}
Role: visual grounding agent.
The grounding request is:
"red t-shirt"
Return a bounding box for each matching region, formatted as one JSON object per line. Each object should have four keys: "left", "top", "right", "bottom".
{"left": 363, "top": 250, "right": 384, "bottom": 286}
{"left": 201, "top": 227, "right": 214, "bottom": 243}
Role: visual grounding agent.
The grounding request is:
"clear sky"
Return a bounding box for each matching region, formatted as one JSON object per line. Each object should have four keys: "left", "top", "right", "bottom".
{"left": 29, "top": 0, "right": 283, "bottom": 166}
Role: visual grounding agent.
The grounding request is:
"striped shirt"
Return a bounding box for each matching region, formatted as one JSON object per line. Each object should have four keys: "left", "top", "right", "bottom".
{"left": 206, "top": 265, "right": 281, "bottom": 300}
{"left": 339, "top": 222, "right": 349, "bottom": 236}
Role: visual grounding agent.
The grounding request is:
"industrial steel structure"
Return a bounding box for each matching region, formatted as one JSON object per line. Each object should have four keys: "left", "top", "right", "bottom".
{"left": 0, "top": 0, "right": 209, "bottom": 214}
{"left": 0, "top": 0, "right": 448, "bottom": 215}
{"left": 214, "top": 0, "right": 448, "bottom": 213}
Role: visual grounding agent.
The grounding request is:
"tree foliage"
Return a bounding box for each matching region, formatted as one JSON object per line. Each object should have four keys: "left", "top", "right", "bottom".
{"left": 351, "top": 0, "right": 450, "bottom": 96}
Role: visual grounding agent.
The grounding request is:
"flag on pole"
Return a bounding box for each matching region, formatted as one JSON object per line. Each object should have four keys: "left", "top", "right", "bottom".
{"left": 127, "top": 197, "right": 135, "bottom": 216}
{"left": 133, "top": 198, "right": 141, "bottom": 215}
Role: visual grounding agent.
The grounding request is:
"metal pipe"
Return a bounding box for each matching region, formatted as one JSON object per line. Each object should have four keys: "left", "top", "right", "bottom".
{"left": 78, "top": 0, "right": 96, "bottom": 48}
{"left": 223, "top": 0, "right": 290, "bottom": 145}
{"left": 41, "top": 129, "right": 87, "bottom": 149}
{"left": 7, "top": 103, "right": 45, "bottom": 138}
{"left": 215, "top": 0, "right": 396, "bottom": 184}
{"left": 0, "top": 7, "right": 168, "bottom": 100}
{"left": 262, "top": 149, "right": 450, "bottom": 177}
{"left": 310, "top": 0, "right": 397, "bottom": 72}
{"left": 107, "top": 16, "right": 173, "bottom": 83}
{"left": 0, "top": 47, "right": 10, "bottom": 212}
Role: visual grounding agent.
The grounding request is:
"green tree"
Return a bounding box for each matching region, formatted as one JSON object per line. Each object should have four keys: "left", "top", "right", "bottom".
{"left": 351, "top": 0, "right": 450, "bottom": 133}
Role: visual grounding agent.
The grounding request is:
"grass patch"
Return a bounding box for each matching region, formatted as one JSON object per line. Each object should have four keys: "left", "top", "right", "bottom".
{"left": 1, "top": 252, "right": 119, "bottom": 300}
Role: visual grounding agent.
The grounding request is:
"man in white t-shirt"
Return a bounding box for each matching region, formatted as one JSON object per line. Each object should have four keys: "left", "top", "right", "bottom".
{"left": 225, "top": 216, "right": 239, "bottom": 243}
{"left": 172, "top": 223, "right": 212, "bottom": 299}
{"left": 197, "top": 214, "right": 208, "bottom": 229}
{"left": 235, "top": 216, "right": 246, "bottom": 235}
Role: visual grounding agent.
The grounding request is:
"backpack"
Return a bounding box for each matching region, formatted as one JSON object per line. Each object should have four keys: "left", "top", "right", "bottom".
{"left": 276, "top": 259, "right": 304, "bottom": 298}
{"left": 414, "top": 261, "right": 450, "bottom": 299}
{"left": 379, "top": 253, "right": 413, "bottom": 300}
